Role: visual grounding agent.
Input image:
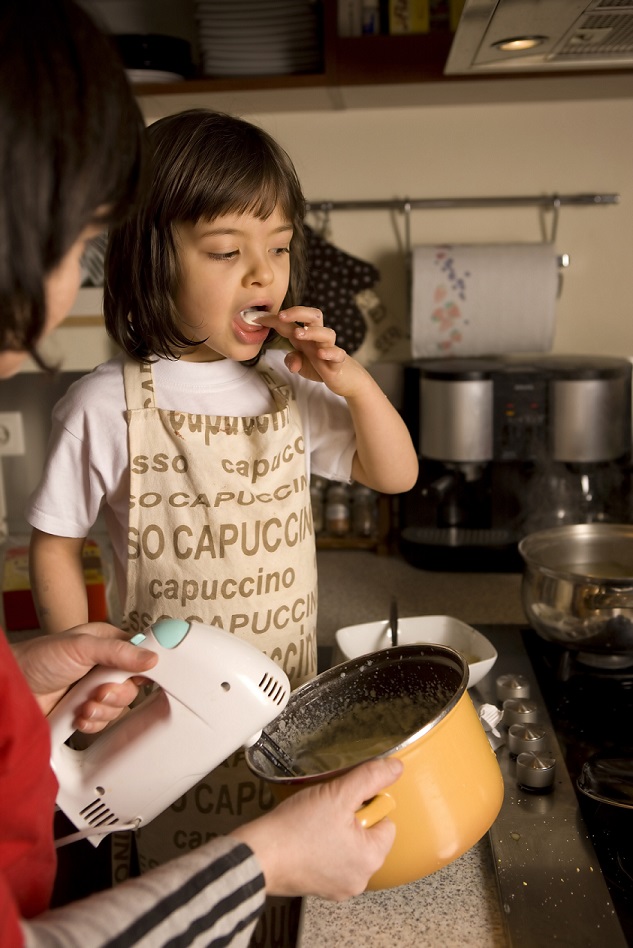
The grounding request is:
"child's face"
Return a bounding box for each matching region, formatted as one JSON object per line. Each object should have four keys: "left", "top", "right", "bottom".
{"left": 172, "top": 206, "right": 293, "bottom": 363}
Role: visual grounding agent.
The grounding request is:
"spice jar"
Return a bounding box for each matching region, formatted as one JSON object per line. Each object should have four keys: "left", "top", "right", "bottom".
{"left": 309, "top": 476, "right": 326, "bottom": 535}
{"left": 352, "top": 484, "right": 378, "bottom": 537}
{"left": 325, "top": 482, "right": 350, "bottom": 536}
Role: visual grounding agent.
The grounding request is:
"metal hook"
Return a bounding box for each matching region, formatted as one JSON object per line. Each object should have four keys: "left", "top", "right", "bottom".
{"left": 541, "top": 195, "right": 567, "bottom": 297}
{"left": 549, "top": 194, "right": 561, "bottom": 244}
{"left": 403, "top": 199, "right": 412, "bottom": 257}
{"left": 307, "top": 201, "right": 332, "bottom": 240}
{"left": 556, "top": 254, "right": 569, "bottom": 299}
{"left": 402, "top": 199, "right": 413, "bottom": 317}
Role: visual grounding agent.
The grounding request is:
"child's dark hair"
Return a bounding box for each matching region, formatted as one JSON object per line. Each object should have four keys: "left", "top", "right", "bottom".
{"left": 0, "top": 0, "right": 146, "bottom": 363}
{"left": 104, "top": 109, "right": 308, "bottom": 361}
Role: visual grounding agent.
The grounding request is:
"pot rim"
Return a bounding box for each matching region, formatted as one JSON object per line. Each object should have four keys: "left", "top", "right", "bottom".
{"left": 246, "top": 643, "right": 468, "bottom": 785}
{"left": 519, "top": 523, "right": 633, "bottom": 585}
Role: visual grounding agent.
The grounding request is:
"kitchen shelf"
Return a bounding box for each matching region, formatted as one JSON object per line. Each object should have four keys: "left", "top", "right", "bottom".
{"left": 130, "top": 0, "right": 633, "bottom": 112}
{"left": 315, "top": 493, "right": 395, "bottom": 555}
{"left": 130, "top": 1, "right": 461, "bottom": 99}
{"left": 131, "top": 69, "right": 330, "bottom": 98}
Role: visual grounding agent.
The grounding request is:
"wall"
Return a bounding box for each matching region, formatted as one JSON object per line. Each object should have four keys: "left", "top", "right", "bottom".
{"left": 140, "top": 80, "right": 633, "bottom": 374}
{"left": 1, "top": 372, "right": 85, "bottom": 536}
{"left": 265, "top": 100, "right": 632, "bottom": 359}
{"left": 6, "top": 79, "right": 633, "bottom": 532}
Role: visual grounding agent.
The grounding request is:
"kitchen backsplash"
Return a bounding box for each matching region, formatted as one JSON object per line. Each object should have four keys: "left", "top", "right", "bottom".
{"left": 1, "top": 371, "right": 86, "bottom": 536}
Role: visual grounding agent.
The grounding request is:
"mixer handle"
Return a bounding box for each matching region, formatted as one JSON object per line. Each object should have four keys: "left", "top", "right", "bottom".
{"left": 48, "top": 619, "right": 190, "bottom": 750}
{"left": 48, "top": 665, "right": 137, "bottom": 752}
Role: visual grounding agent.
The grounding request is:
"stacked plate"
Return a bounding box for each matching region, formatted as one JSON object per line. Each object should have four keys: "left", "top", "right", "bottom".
{"left": 115, "top": 34, "right": 194, "bottom": 84}
{"left": 194, "top": 0, "right": 322, "bottom": 78}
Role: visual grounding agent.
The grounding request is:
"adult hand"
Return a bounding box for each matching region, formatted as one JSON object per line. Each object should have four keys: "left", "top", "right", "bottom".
{"left": 230, "top": 756, "right": 403, "bottom": 900}
{"left": 11, "top": 622, "right": 158, "bottom": 729}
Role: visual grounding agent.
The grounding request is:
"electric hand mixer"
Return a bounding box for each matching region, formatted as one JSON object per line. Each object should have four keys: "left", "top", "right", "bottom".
{"left": 49, "top": 618, "right": 291, "bottom": 847}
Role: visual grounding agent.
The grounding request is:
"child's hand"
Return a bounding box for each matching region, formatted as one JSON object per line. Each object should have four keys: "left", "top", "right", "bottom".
{"left": 265, "top": 306, "right": 370, "bottom": 398}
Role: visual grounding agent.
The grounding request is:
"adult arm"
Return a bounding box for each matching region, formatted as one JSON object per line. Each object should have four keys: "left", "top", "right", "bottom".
{"left": 21, "top": 838, "right": 264, "bottom": 948}
{"left": 20, "top": 758, "right": 401, "bottom": 947}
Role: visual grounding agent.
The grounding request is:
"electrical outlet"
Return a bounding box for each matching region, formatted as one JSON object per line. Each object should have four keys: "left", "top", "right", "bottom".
{"left": 0, "top": 412, "right": 25, "bottom": 456}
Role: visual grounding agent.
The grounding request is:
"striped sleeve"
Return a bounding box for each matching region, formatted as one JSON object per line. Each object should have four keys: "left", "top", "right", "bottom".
{"left": 21, "top": 839, "right": 265, "bottom": 948}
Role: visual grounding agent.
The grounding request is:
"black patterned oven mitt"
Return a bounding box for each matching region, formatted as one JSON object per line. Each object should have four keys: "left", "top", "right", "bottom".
{"left": 302, "top": 224, "right": 380, "bottom": 355}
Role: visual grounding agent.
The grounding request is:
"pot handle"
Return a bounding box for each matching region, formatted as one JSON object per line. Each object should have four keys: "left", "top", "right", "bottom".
{"left": 355, "top": 791, "right": 396, "bottom": 828}
{"left": 584, "top": 588, "right": 633, "bottom": 611}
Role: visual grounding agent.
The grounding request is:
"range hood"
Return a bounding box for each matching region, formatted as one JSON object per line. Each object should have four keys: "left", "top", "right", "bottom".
{"left": 445, "top": 0, "right": 633, "bottom": 74}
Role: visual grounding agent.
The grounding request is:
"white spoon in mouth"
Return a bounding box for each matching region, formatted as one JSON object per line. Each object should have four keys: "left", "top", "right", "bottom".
{"left": 241, "top": 307, "right": 273, "bottom": 326}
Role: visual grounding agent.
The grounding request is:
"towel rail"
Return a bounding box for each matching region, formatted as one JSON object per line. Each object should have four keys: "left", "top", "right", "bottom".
{"left": 305, "top": 193, "right": 617, "bottom": 278}
{"left": 305, "top": 193, "right": 619, "bottom": 213}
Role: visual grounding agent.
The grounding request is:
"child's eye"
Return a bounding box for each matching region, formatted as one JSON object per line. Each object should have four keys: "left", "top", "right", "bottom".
{"left": 208, "top": 251, "right": 238, "bottom": 261}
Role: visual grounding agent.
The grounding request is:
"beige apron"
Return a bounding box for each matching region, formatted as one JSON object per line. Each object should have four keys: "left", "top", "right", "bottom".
{"left": 119, "top": 358, "right": 318, "bottom": 946}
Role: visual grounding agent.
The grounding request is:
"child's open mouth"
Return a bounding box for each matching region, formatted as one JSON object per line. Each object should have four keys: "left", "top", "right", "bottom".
{"left": 240, "top": 306, "right": 273, "bottom": 326}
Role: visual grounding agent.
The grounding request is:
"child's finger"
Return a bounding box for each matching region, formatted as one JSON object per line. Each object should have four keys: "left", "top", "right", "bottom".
{"left": 317, "top": 346, "right": 346, "bottom": 364}
{"left": 279, "top": 306, "right": 324, "bottom": 327}
{"left": 284, "top": 350, "right": 304, "bottom": 374}
{"left": 294, "top": 325, "right": 336, "bottom": 345}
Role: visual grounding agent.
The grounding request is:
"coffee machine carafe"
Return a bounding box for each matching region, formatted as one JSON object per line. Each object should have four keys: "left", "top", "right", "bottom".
{"left": 400, "top": 356, "right": 632, "bottom": 571}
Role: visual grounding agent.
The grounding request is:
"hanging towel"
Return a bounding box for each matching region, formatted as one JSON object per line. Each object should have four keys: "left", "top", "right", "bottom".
{"left": 302, "top": 224, "right": 377, "bottom": 355}
{"left": 411, "top": 243, "right": 558, "bottom": 358}
{"left": 80, "top": 231, "right": 107, "bottom": 287}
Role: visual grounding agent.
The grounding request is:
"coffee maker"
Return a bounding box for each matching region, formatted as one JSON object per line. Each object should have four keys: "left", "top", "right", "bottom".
{"left": 400, "top": 356, "right": 633, "bottom": 571}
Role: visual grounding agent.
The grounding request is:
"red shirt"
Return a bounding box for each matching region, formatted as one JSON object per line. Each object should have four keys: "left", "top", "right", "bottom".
{"left": 0, "top": 630, "right": 58, "bottom": 946}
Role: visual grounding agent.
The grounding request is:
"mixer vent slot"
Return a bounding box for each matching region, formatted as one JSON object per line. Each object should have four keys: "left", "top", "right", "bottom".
{"left": 258, "top": 672, "right": 288, "bottom": 706}
{"left": 79, "top": 798, "right": 119, "bottom": 829}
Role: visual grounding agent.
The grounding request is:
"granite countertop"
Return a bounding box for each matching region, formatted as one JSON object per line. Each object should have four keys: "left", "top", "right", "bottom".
{"left": 3, "top": 542, "right": 525, "bottom": 946}
{"left": 300, "top": 549, "right": 526, "bottom": 948}
{"left": 315, "top": 549, "right": 526, "bottom": 648}
{"left": 299, "top": 840, "right": 506, "bottom": 948}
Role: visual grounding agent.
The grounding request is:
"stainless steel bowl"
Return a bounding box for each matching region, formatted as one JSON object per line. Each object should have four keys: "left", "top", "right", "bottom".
{"left": 518, "top": 523, "right": 633, "bottom": 655}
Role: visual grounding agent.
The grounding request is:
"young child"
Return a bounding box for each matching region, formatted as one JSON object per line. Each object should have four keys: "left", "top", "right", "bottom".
{"left": 27, "top": 108, "right": 418, "bottom": 942}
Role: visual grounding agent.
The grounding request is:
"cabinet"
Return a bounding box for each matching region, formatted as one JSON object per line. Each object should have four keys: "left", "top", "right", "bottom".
{"left": 131, "top": 0, "right": 459, "bottom": 99}
{"left": 130, "top": 1, "right": 629, "bottom": 116}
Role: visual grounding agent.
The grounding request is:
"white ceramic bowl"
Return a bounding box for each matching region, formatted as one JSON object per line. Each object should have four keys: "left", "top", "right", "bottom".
{"left": 334, "top": 615, "right": 497, "bottom": 688}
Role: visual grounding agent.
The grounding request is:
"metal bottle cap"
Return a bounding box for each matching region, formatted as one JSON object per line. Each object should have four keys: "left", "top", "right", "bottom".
{"left": 516, "top": 751, "right": 557, "bottom": 790}
{"left": 508, "top": 723, "right": 547, "bottom": 756}
{"left": 496, "top": 673, "right": 531, "bottom": 702}
{"left": 502, "top": 699, "right": 539, "bottom": 727}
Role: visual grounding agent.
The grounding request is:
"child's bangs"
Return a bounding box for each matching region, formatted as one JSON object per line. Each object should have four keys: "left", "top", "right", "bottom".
{"left": 197, "top": 162, "right": 300, "bottom": 225}
{"left": 245, "top": 168, "right": 299, "bottom": 222}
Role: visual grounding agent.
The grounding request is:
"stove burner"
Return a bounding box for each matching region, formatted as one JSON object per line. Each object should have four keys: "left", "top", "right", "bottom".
{"left": 577, "top": 650, "right": 633, "bottom": 671}
{"left": 550, "top": 643, "right": 633, "bottom": 682}
{"left": 578, "top": 755, "right": 633, "bottom": 808}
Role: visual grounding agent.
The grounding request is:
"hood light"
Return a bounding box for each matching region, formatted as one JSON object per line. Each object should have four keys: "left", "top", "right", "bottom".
{"left": 492, "top": 36, "right": 547, "bottom": 52}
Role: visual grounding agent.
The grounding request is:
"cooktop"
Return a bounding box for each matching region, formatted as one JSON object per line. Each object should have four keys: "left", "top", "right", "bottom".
{"left": 474, "top": 624, "right": 631, "bottom": 948}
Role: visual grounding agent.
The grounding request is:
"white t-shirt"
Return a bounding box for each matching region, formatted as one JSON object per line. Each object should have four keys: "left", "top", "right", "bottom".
{"left": 26, "top": 350, "right": 356, "bottom": 598}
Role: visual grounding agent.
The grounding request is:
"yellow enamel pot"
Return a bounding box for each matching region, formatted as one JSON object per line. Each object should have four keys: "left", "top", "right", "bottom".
{"left": 246, "top": 645, "right": 504, "bottom": 890}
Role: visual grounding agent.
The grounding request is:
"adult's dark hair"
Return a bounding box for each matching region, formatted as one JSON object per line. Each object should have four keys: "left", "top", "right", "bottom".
{"left": 0, "top": 0, "right": 145, "bottom": 362}
{"left": 104, "top": 108, "right": 308, "bottom": 361}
